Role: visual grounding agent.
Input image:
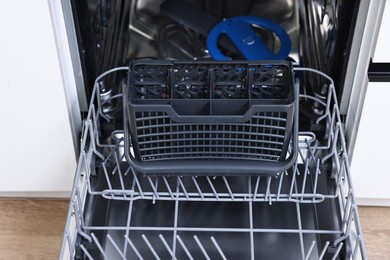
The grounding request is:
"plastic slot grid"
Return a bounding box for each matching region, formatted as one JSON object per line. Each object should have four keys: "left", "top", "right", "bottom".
{"left": 59, "top": 67, "right": 366, "bottom": 259}
{"left": 135, "top": 111, "right": 287, "bottom": 161}
{"left": 132, "top": 62, "right": 292, "bottom": 101}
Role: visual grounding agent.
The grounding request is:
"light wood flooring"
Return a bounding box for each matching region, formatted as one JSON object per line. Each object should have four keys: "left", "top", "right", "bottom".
{"left": 0, "top": 199, "right": 388, "bottom": 259}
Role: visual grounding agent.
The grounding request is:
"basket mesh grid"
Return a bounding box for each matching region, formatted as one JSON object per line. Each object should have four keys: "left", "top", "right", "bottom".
{"left": 135, "top": 111, "right": 287, "bottom": 161}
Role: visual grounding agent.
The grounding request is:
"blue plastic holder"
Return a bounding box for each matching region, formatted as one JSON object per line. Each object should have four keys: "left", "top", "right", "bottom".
{"left": 206, "top": 16, "right": 291, "bottom": 60}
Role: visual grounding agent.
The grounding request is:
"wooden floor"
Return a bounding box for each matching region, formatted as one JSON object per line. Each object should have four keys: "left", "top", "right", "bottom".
{"left": 358, "top": 206, "right": 390, "bottom": 259}
{"left": 0, "top": 199, "right": 388, "bottom": 259}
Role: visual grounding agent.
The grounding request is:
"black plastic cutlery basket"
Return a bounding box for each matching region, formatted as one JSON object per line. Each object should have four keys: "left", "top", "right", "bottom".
{"left": 123, "top": 60, "right": 298, "bottom": 176}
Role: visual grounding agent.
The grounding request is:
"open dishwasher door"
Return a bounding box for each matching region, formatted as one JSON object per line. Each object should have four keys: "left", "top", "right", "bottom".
{"left": 52, "top": 0, "right": 384, "bottom": 259}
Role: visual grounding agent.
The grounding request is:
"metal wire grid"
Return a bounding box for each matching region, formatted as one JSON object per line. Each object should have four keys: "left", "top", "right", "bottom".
{"left": 80, "top": 131, "right": 336, "bottom": 204}
{"left": 60, "top": 67, "right": 366, "bottom": 259}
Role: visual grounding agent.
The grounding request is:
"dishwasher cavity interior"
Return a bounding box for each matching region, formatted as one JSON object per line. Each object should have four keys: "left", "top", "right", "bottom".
{"left": 60, "top": 0, "right": 365, "bottom": 259}
{"left": 73, "top": 0, "right": 357, "bottom": 108}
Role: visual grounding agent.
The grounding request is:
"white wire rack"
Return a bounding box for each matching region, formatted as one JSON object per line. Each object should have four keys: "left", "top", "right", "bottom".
{"left": 60, "top": 67, "right": 366, "bottom": 259}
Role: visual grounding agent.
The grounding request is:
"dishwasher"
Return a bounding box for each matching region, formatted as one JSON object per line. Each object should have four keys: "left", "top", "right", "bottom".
{"left": 59, "top": 0, "right": 372, "bottom": 259}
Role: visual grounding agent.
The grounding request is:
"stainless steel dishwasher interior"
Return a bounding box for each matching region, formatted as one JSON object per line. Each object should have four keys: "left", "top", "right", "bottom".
{"left": 75, "top": 0, "right": 349, "bottom": 109}
{"left": 128, "top": 0, "right": 299, "bottom": 60}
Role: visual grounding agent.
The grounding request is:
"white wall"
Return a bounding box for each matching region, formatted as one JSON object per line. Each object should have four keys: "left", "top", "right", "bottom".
{"left": 0, "top": 0, "right": 79, "bottom": 196}
{"left": 352, "top": 82, "right": 390, "bottom": 206}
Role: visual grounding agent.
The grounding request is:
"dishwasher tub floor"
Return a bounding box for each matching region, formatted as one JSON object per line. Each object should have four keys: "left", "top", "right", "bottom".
{"left": 81, "top": 176, "right": 344, "bottom": 259}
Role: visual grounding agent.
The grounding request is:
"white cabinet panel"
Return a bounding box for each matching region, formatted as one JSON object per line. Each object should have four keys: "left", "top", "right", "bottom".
{"left": 351, "top": 82, "right": 390, "bottom": 206}
{"left": 373, "top": 0, "right": 390, "bottom": 62}
{"left": 0, "top": 1, "right": 78, "bottom": 195}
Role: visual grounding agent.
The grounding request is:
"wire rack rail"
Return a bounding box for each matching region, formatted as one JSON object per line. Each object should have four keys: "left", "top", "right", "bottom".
{"left": 60, "top": 67, "right": 366, "bottom": 259}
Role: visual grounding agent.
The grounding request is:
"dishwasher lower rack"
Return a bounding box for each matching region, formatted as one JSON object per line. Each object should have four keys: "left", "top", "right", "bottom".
{"left": 60, "top": 67, "right": 366, "bottom": 259}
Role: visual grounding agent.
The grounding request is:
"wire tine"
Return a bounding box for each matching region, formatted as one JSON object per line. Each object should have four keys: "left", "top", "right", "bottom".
{"left": 119, "top": 143, "right": 127, "bottom": 161}
{"left": 147, "top": 176, "right": 159, "bottom": 199}
{"left": 88, "top": 121, "right": 104, "bottom": 160}
{"left": 72, "top": 197, "right": 92, "bottom": 243}
{"left": 339, "top": 156, "right": 347, "bottom": 182}
{"left": 318, "top": 241, "right": 330, "bottom": 260}
{"left": 162, "top": 176, "right": 175, "bottom": 199}
{"left": 65, "top": 231, "right": 75, "bottom": 258}
{"left": 322, "top": 125, "right": 339, "bottom": 164}
{"left": 107, "top": 234, "right": 126, "bottom": 259}
{"left": 312, "top": 159, "right": 320, "bottom": 196}
{"left": 295, "top": 203, "right": 305, "bottom": 260}
{"left": 297, "top": 139, "right": 306, "bottom": 163}
{"left": 206, "top": 176, "right": 219, "bottom": 200}
{"left": 210, "top": 236, "right": 227, "bottom": 260}
{"left": 222, "top": 176, "right": 234, "bottom": 200}
{"left": 72, "top": 193, "right": 82, "bottom": 227}
{"left": 84, "top": 165, "right": 93, "bottom": 195}
{"left": 253, "top": 176, "right": 260, "bottom": 200}
{"left": 289, "top": 163, "right": 299, "bottom": 200}
{"left": 80, "top": 244, "right": 94, "bottom": 260}
{"left": 191, "top": 176, "right": 204, "bottom": 200}
{"left": 129, "top": 168, "right": 137, "bottom": 192}
{"left": 124, "top": 164, "right": 132, "bottom": 176}
{"left": 246, "top": 176, "right": 251, "bottom": 201}
{"left": 172, "top": 199, "right": 179, "bottom": 256}
{"left": 276, "top": 172, "right": 284, "bottom": 200}
{"left": 178, "top": 177, "right": 190, "bottom": 200}
{"left": 123, "top": 197, "right": 134, "bottom": 256}
{"left": 352, "top": 236, "right": 361, "bottom": 260}
{"left": 102, "top": 164, "right": 114, "bottom": 199}
{"left": 176, "top": 235, "right": 194, "bottom": 260}
{"left": 125, "top": 236, "right": 144, "bottom": 260}
{"left": 102, "top": 139, "right": 119, "bottom": 164}
{"left": 193, "top": 235, "right": 211, "bottom": 260}
{"left": 131, "top": 169, "right": 144, "bottom": 197}
{"left": 159, "top": 234, "right": 177, "bottom": 260}
{"left": 75, "top": 225, "right": 91, "bottom": 244}
{"left": 90, "top": 233, "right": 109, "bottom": 259}
{"left": 300, "top": 161, "right": 309, "bottom": 202}
{"left": 335, "top": 164, "right": 345, "bottom": 203}
{"left": 265, "top": 177, "right": 272, "bottom": 204}
{"left": 142, "top": 234, "right": 161, "bottom": 260}
{"left": 304, "top": 240, "right": 316, "bottom": 260}
{"left": 345, "top": 203, "right": 355, "bottom": 235}
{"left": 248, "top": 179, "right": 255, "bottom": 260}
{"left": 341, "top": 193, "right": 352, "bottom": 231}
{"left": 112, "top": 145, "right": 124, "bottom": 174}
{"left": 113, "top": 152, "right": 126, "bottom": 200}
{"left": 304, "top": 138, "right": 317, "bottom": 163}
{"left": 331, "top": 242, "right": 344, "bottom": 260}
{"left": 155, "top": 177, "right": 160, "bottom": 200}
